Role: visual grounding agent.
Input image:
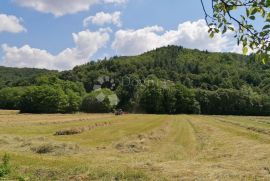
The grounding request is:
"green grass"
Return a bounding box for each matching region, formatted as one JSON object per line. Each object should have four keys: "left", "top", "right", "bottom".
{"left": 0, "top": 112, "right": 270, "bottom": 180}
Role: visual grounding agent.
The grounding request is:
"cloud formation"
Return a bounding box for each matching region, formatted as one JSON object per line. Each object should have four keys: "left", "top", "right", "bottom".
{"left": 0, "top": 14, "right": 26, "bottom": 33}
{"left": 14, "top": 0, "right": 127, "bottom": 16}
{"left": 112, "top": 19, "right": 238, "bottom": 56}
{"left": 1, "top": 19, "right": 242, "bottom": 70}
{"left": 83, "top": 11, "right": 122, "bottom": 27}
{"left": 1, "top": 29, "right": 110, "bottom": 70}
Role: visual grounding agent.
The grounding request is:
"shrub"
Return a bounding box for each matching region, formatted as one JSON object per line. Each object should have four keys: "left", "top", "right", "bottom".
{"left": 81, "top": 89, "right": 117, "bottom": 113}
{"left": 19, "top": 86, "right": 69, "bottom": 113}
{"left": 174, "top": 84, "right": 200, "bottom": 114}
{"left": 139, "top": 81, "right": 200, "bottom": 114}
{"left": 65, "top": 90, "right": 82, "bottom": 113}
{"left": 0, "top": 153, "right": 11, "bottom": 178}
{"left": 139, "top": 82, "right": 164, "bottom": 114}
{"left": 0, "top": 87, "right": 25, "bottom": 110}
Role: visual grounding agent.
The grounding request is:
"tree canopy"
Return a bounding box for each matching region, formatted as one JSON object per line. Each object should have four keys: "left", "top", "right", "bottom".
{"left": 201, "top": 0, "right": 270, "bottom": 62}
{"left": 1, "top": 46, "right": 270, "bottom": 115}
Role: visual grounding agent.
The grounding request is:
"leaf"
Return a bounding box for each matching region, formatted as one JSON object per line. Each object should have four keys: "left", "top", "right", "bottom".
{"left": 250, "top": 7, "right": 257, "bottom": 15}
{"left": 266, "top": 13, "right": 270, "bottom": 22}
{"left": 243, "top": 47, "right": 248, "bottom": 55}
{"left": 214, "top": 28, "right": 219, "bottom": 33}
{"left": 209, "top": 32, "right": 214, "bottom": 38}
{"left": 222, "top": 26, "right": 227, "bottom": 34}
{"left": 249, "top": 16, "right": 256, "bottom": 20}
{"left": 262, "top": 58, "right": 266, "bottom": 64}
{"left": 267, "top": 0, "right": 270, "bottom": 7}
{"left": 243, "top": 39, "right": 247, "bottom": 47}
{"left": 263, "top": 25, "right": 270, "bottom": 30}
{"left": 246, "top": 8, "right": 250, "bottom": 17}
{"left": 261, "top": 8, "right": 266, "bottom": 17}
{"left": 218, "top": 23, "right": 223, "bottom": 28}
{"left": 228, "top": 26, "right": 235, "bottom": 31}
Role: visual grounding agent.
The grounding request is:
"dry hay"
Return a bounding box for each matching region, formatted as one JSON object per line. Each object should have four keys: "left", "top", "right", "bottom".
{"left": 114, "top": 122, "right": 170, "bottom": 153}
{"left": 54, "top": 121, "right": 112, "bottom": 136}
{"left": 216, "top": 118, "right": 270, "bottom": 135}
{"left": 30, "top": 143, "right": 80, "bottom": 155}
{"left": 0, "top": 135, "right": 81, "bottom": 155}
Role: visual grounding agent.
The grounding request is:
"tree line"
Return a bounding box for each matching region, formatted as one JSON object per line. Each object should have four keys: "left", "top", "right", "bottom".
{"left": 0, "top": 46, "right": 270, "bottom": 115}
{"left": 0, "top": 74, "right": 270, "bottom": 115}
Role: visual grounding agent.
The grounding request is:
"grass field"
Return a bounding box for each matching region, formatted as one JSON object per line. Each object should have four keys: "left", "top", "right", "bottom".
{"left": 0, "top": 110, "right": 270, "bottom": 180}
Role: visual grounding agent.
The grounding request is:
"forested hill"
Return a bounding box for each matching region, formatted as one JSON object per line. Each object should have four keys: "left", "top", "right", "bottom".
{"left": 61, "top": 45, "right": 270, "bottom": 94}
{"left": 1, "top": 45, "right": 270, "bottom": 115}
{"left": 0, "top": 66, "right": 56, "bottom": 88}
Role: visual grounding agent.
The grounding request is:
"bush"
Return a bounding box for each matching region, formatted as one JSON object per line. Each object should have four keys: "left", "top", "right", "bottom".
{"left": 174, "top": 84, "right": 200, "bottom": 114}
{"left": 0, "top": 153, "right": 11, "bottom": 178}
{"left": 0, "top": 87, "right": 25, "bottom": 110}
{"left": 139, "top": 82, "right": 164, "bottom": 114}
{"left": 195, "top": 87, "right": 270, "bottom": 116}
{"left": 17, "top": 75, "right": 85, "bottom": 113}
{"left": 81, "top": 89, "right": 117, "bottom": 113}
{"left": 65, "top": 90, "right": 82, "bottom": 113}
{"left": 139, "top": 81, "right": 200, "bottom": 114}
{"left": 20, "top": 86, "right": 69, "bottom": 113}
{"left": 19, "top": 85, "right": 83, "bottom": 113}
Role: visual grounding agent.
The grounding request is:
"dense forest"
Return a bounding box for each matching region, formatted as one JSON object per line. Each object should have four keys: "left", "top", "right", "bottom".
{"left": 1, "top": 46, "right": 270, "bottom": 115}
{"left": 0, "top": 66, "right": 55, "bottom": 88}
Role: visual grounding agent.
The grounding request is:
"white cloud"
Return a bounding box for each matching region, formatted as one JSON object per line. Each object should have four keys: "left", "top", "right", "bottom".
{"left": 83, "top": 11, "right": 122, "bottom": 27}
{"left": 0, "top": 14, "right": 26, "bottom": 33}
{"left": 1, "top": 29, "right": 110, "bottom": 70}
{"left": 112, "top": 19, "right": 238, "bottom": 56}
{"left": 14, "top": 0, "right": 127, "bottom": 17}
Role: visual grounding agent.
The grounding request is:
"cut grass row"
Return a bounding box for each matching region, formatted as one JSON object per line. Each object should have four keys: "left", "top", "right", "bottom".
{"left": 1, "top": 112, "right": 270, "bottom": 180}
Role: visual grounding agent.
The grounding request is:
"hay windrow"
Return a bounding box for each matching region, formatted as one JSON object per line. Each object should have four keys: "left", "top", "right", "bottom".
{"left": 54, "top": 121, "right": 112, "bottom": 136}
{"left": 1, "top": 112, "right": 270, "bottom": 180}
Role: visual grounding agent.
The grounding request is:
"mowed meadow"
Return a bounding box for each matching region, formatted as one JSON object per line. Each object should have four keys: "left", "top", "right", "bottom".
{"left": 0, "top": 110, "right": 270, "bottom": 180}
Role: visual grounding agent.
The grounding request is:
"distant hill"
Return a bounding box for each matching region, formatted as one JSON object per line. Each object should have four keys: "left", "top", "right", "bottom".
{"left": 1, "top": 46, "right": 270, "bottom": 115}
{"left": 0, "top": 66, "right": 57, "bottom": 88}
{"left": 2, "top": 46, "right": 269, "bottom": 93}
{"left": 60, "top": 45, "right": 270, "bottom": 94}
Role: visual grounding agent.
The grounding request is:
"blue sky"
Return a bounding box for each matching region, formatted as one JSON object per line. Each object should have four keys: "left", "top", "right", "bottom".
{"left": 0, "top": 0, "right": 238, "bottom": 70}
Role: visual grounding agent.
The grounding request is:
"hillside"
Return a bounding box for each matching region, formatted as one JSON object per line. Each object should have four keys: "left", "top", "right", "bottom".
{"left": 1, "top": 46, "right": 270, "bottom": 115}
{"left": 0, "top": 66, "right": 56, "bottom": 88}
{"left": 59, "top": 46, "right": 270, "bottom": 115}
{"left": 61, "top": 46, "right": 270, "bottom": 93}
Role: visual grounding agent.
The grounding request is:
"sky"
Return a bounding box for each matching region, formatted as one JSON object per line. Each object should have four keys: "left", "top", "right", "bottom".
{"left": 0, "top": 0, "right": 241, "bottom": 70}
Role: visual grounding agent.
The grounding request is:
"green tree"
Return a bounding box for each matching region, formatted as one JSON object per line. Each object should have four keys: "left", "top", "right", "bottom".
{"left": 0, "top": 87, "right": 25, "bottom": 110}
{"left": 139, "top": 80, "right": 164, "bottom": 114}
{"left": 65, "top": 90, "right": 82, "bottom": 113}
{"left": 81, "top": 89, "right": 117, "bottom": 113}
{"left": 116, "top": 74, "right": 140, "bottom": 111}
{"left": 161, "top": 85, "right": 177, "bottom": 114}
{"left": 20, "top": 86, "right": 69, "bottom": 113}
{"left": 174, "top": 84, "right": 200, "bottom": 114}
{"left": 201, "top": 0, "right": 270, "bottom": 61}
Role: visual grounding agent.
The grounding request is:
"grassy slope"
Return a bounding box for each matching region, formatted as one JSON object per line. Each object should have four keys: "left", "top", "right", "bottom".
{"left": 0, "top": 111, "right": 270, "bottom": 180}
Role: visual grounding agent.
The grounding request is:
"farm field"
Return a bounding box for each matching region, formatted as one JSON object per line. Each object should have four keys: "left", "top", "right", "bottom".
{"left": 0, "top": 110, "right": 270, "bottom": 180}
